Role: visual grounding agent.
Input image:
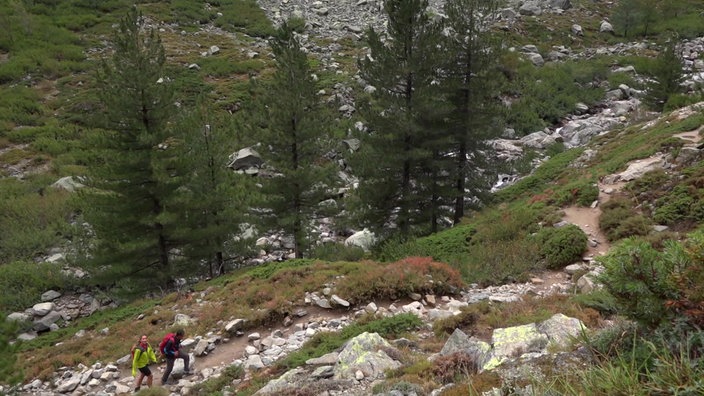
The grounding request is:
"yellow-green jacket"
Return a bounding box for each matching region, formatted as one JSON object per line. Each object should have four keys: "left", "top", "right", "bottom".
{"left": 131, "top": 342, "right": 157, "bottom": 376}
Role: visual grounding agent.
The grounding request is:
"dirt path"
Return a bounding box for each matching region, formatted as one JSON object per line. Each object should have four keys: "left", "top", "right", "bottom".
{"left": 561, "top": 180, "right": 625, "bottom": 258}
{"left": 561, "top": 125, "right": 702, "bottom": 259}
{"left": 118, "top": 307, "right": 344, "bottom": 379}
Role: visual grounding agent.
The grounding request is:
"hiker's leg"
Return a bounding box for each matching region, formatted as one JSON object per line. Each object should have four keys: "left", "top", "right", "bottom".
{"left": 162, "top": 357, "right": 174, "bottom": 384}
{"left": 182, "top": 353, "right": 191, "bottom": 373}
{"left": 146, "top": 374, "right": 153, "bottom": 387}
{"left": 134, "top": 372, "right": 144, "bottom": 390}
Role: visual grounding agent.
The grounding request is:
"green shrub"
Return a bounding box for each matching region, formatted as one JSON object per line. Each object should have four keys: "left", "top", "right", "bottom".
{"left": 625, "top": 169, "right": 669, "bottom": 197}
{"left": 597, "top": 238, "right": 683, "bottom": 328}
{"left": 0, "top": 183, "right": 77, "bottom": 264}
{"left": 505, "top": 61, "right": 603, "bottom": 135}
{"left": 600, "top": 197, "right": 649, "bottom": 241}
{"left": 287, "top": 15, "right": 307, "bottom": 33}
{"left": 554, "top": 179, "right": 599, "bottom": 207}
{"left": 495, "top": 149, "right": 584, "bottom": 202}
{"left": 0, "top": 261, "right": 70, "bottom": 315}
{"left": 244, "top": 259, "right": 318, "bottom": 280}
{"left": 535, "top": 224, "right": 587, "bottom": 269}
{"left": 198, "top": 57, "right": 266, "bottom": 77}
{"left": 433, "top": 305, "right": 479, "bottom": 336}
{"left": 572, "top": 290, "right": 619, "bottom": 316}
{"left": 214, "top": 0, "right": 274, "bottom": 37}
{"left": 461, "top": 238, "right": 543, "bottom": 286}
{"left": 190, "top": 363, "right": 243, "bottom": 395}
{"left": 169, "top": 0, "right": 217, "bottom": 25}
{"left": 0, "top": 86, "right": 44, "bottom": 126}
{"left": 309, "top": 243, "right": 365, "bottom": 262}
{"left": 375, "top": 224, "right": 475, "bottom": 264}
{"left": 653, "top": 185, "right": 704, "bottom": 225}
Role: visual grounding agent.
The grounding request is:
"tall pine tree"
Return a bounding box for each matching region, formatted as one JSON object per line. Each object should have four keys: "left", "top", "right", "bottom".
{"left": 644, "top": 42, "right": 684, "bottom": 112}
{"left": 441, "top": 0, "right": 505, "bottom": 224}
{"left": 353, "top": 0, "right": 442, "bottom": 237}
{"left": 168, "top": 108, "right": 254, "bottom": 278}
{"left": 80, "top": 7, "right": 182, "bottom": 293}
{"left": 243, "top": 22, "right": 338, "bottom": 258}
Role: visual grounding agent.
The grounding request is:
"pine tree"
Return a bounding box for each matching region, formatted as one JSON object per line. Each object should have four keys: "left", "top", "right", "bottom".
{"left": 169, "top": 108, "right": 254, "bottom": 278}
{"left": 244, "top": 22, "right": 338, "bottom": 258}
{"left": 79, "top": 7, "right": 182, "bottom": 292}
{"left": 441, "top": 0, "right": 505, "bottom": 224}
{"left": 353, "top": 0, "right": 442, "bottom": 237}
{"left": 612, "top": 0, "right": 646, "bottom": 38}
{"left": 644, "top": 42, "right": 684, "bottom": 112}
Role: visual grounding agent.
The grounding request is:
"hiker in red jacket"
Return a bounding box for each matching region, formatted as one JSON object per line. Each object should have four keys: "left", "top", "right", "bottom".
{"left": 160, "top": 329, "right": 191, "bottom": 385}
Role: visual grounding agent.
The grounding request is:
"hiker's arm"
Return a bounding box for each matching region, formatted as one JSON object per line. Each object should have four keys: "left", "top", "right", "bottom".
{"left": 131, "top": 350, "right": 140, "bottom": 376}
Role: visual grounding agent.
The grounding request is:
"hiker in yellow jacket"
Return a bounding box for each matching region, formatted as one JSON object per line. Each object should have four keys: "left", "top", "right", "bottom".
{"left": 131, "top": 335, "right": 158, "bottom": 392}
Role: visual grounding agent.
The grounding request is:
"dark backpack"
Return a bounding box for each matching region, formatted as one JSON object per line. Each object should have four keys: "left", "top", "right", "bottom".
{"left": 130, "top": 343, "right": 141, "bottom": 359}
{"left": 159, "top": 332, "right": 175, "bottom": 355}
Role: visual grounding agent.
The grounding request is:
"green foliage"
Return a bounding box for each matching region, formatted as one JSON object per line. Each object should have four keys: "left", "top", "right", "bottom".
{"left": 79, "top": 8, "right": 184, "bottom": 292}
{"left": 167, "top": 0, "right": 217, "bottom": 25}
{"left": 535, "top": 224, "right": 587, "bottom": 269}
{"left": 572, "top": 290, "right": 619, "bottom": 316}
{"left": 375, "top": 224, "right": 475, "bottom": 264}
{"left": 241, "top": 22, "right": 339, "bottom": 258}
{"left": 190, "top": 363, "right": 244, "bottom": 395}
{"left": 558, "top": 322, "right": 704, "bottom": 396}
{"left": 505, "top": 61, "right": 603, "bottom": 135}
{"left": 599, "top": 197, "right": 651, "bottom": 241}
{"left": 197, "top": 56, "right": 265, "bottom": 78}
{"left": 554, "top": 179, "right": 599, "bottom": 207}
{"left": 432, "top": 305, "right": 478, "bottom": 336}
{"left": 214, "top": 0, "right": 274, "bottom": 37}
{"left": 494, "top": 148, "right": 584, "bottom": 202}
{"left": 643, "top": 43, "right": 685, "bottom": 112}
{"left": 0, "top": 319, "right": 23, "bottom": 386}
{"left": 663, "top": 92, "right": 704, "bottom": 112}
{"left": 286, "top": 15, "right": 306, "bottom": 33}
{"left": 653, "top": 185, "right": 704, "bottom": 225}
{"left": 0, "top": 86, "right": 44, "bottom": 129}
{"left": 462, "top": 238, "right": 543, "bottom": 286}
{"left": 309, "top": 243, "right": 365, "bottom": 262}
{"left": 0, "top": 179, "right": 77, "bottom": 264}
{"left": 597, "top": 238, "right": 685, "bottom": 328}
{"left": 335, "top": 257, "right": 465, "bottom": 302}
{"left": 610, "top": 0, "right": 704, "bottom": 40}
{"left": 245, "top": 259, "right": 317, "bottom": 280}
{"left": 0, "top": 261, "right": 70, "bottom": 314}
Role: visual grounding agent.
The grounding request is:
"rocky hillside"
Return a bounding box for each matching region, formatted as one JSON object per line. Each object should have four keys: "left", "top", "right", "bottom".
{"left": 3, "top": 0, "right": 704, "bottom": 395}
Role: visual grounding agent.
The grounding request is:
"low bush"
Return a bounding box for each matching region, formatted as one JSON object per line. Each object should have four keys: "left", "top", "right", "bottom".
{"left": 0, "top": 261, "right": 70, "bottom": 315}
{"left": 335, "top": 257, "right": 464, "bottom": 302}
{"left": 431, "top": 352, "right": 480, "bottom": 384}
{"left": 0, "top": 185, "right": 76, "bottom": 264}
{"left": 432, "top": 306, "right": 479, "bottom": 336}
{"left": 309, "top": 243, "right": 365, "bottom": 262}
{"left": 554, "top": 179, "right": 599, "bottom": 207}
{"left": 375, "top": 224, "right": 475, "bottom": 264}
{"left": 599, "top": 197, "right": 650, "bottom": 241}
{"left": 535, "top": 224, "right": 587, "bottom": 269}
{"left": 190, "top": 364, "right": 244, "bottom": 395}
{"left": 597, "top": 232, "right": 704, "bottom": 329}
{"left": 653, "top": 185, "right": 704, "bottom": 226}
{"left": 461, "top": 238, "right": 543, "bottom": 286}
